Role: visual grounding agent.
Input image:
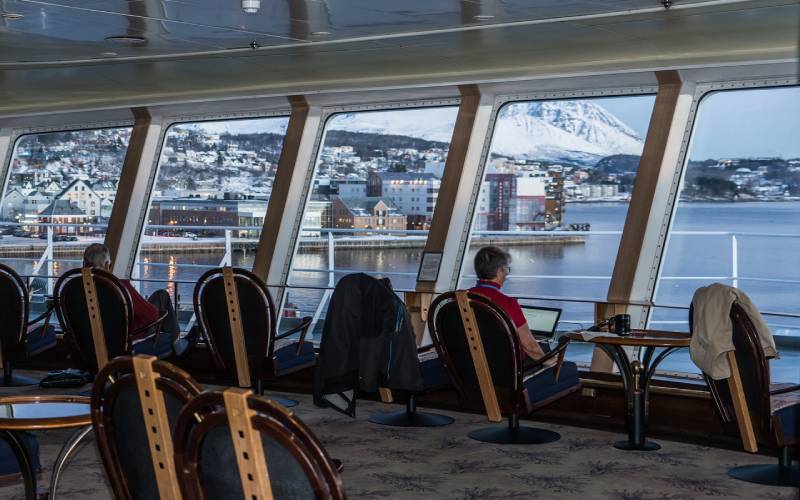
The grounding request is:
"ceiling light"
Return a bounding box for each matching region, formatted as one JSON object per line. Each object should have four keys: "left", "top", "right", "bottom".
{"left": 472, "top": 15, "right": 495, "bottom": 21}
{"left": 310, "top": 31, "right": 330, "bottom": 36}
{"left": 105, "top": 35, "right": 147, "bottom": 44}
{"left": 100, "top": 52, "right": 118, "bottom": 57}
{"left": 241, "top": 0, "right": 260, "bottom": 14}
{"left": 1, "top": 13, "right": 24, "bottom": 20}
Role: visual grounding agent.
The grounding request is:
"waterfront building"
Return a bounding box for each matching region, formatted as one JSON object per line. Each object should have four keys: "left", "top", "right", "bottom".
{"left": 327, "top": 196, "right": 406, "bottom": 231}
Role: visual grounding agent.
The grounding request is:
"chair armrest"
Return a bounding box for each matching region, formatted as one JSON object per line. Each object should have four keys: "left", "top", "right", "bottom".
{"left": 26, "top": 303, "right": 55, "bottom": 327}
{"left": 130, "top": 310, "right": 169, "bottom": 342}
{"left": 527, "top": 338, "right": 570, "bottom": 382}
{"left": 275, "top": 316, "right": 312, "bottom": 355}
{"left": 770, "top": 384, "right": 800, "bottom": 395}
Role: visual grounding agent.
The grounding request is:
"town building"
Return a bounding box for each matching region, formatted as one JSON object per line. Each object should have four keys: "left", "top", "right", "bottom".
{"left": 326, "top": 196, "right": 406, "bottom": 231}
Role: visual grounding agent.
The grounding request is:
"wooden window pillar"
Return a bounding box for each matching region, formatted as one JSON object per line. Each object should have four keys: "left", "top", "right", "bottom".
{"left": 591, "top": 71, "right": 696, "bottom": 371}
{"left": 409, "top": 85, "right": 495, "bottom": 343}
{"left": 251, "top": 97, "right": 323, "bottom": 304}
{"left": 105, "top": 107, "right": 165, "bottom": 277}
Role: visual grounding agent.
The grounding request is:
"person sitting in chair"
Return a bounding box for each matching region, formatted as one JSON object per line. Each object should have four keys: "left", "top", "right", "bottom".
{"left": 469, "top": 246, "right": 555, "bottom": 368}
{"left": 82, "top": 243, "right": 192, "bottom": 355}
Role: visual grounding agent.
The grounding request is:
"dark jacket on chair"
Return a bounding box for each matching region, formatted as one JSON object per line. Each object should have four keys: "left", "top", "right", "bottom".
{"left": 313, "top": 273, "right": 422, "bottom": 416}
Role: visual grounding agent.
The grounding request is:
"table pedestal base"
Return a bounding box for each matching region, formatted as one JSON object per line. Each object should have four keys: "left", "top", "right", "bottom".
{"left": 614, "top": 440, "right": 661, "bottom": 451}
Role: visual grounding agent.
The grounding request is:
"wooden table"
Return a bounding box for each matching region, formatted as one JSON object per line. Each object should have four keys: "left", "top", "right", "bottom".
{"left": 0, "top": 395, "right": 92, "bottom": 500}
{"left": 567, "top": 330, "right": 691, "bottom": 451}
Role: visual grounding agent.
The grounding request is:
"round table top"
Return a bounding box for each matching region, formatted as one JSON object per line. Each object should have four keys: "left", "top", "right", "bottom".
{"left": 0, "top": 395, "right": 91, "bottom": 430}
{"left": 566, "top": 329, "right": 691, "bottom": 348}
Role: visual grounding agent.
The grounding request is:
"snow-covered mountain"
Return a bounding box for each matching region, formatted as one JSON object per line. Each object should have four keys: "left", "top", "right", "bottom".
{"left": 328, "top": 101, "right": 644, "bottom": 166}
{"left": 327, "top": 107, "right": 459, "bottom": 143}
{"left": 491, "top": 101, "right": 644, "bottom": 164}
{"left": 187, "top": 101, "right": 644, "bottom": 167}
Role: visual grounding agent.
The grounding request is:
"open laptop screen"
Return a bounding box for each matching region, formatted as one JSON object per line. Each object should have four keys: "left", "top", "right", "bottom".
{"left": 520, "top": 305, "right": 562, "bottom": 339}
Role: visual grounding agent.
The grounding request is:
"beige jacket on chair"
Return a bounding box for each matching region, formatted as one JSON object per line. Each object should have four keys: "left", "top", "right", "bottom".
{"left": 690, "top": 283, "right": 778, "bottom": 380}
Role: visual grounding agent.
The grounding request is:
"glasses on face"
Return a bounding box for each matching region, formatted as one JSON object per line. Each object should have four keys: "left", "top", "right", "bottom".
{"left": 503, "top": 266, "right": 511, "bottom": 274}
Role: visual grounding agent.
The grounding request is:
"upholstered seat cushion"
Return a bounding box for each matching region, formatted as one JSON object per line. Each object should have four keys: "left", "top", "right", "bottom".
{"left": 275, "top": 341, "right": 316, "bottom": 377}
{"left": 25, "top": 324, "right": 57, "bottom": 357}
{"left": 419, "top": 355, "right": 450, "bottom": 390}
{"left": 523, "top": 361, "right": 581, "bottom": 411}
{"left": 132, "top": 332, "right": 173, "bottom": 359}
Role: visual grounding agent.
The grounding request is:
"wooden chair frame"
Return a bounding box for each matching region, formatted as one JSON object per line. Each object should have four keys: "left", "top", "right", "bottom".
{"left": 0, "top": 263, "right": 57, "bottom": 384}
{"left": 428, "top": 291, "right": 573, "bottom": 443}
{"left": 193, "top": 266, "right": 313, "bottom": 392}
{"left": 173, "top": 389, "right": 346, "bottom": 500}
{"left": 54, "top": 267, "right": 167, "bottom": 372}
{"left": 91, "top": 355, "right": 203, "bottom": 500}
{"left": 696, "top": 302, "right": 800, "bottom": 485}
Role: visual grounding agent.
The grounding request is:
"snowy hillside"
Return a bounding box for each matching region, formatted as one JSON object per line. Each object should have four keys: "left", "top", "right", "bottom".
{"left": 328, "top": 101, "right": 644, "bottom": 166}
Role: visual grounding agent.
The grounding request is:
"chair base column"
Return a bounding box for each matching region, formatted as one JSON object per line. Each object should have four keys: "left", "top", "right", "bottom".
{"left": 468, "top": 414, "right": 560, "bottom": 445}
{"left": 728, "top": 464, "right": 800, "bottom": 487}
{"left": 368, "top": 410, "right": 454, "bottom": 427}
{"left": 368, "top": 395, "right": 454, "bottom": 427}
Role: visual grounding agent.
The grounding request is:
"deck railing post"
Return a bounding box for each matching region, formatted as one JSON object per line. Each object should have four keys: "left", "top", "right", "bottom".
{"left": 46, "top": 226, "right": 53, "bottom": 294}
{"left": 732, "top": 234, "right": 738, "bottom": 289}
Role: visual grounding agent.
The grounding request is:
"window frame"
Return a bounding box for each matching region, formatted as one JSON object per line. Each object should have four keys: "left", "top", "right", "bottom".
{"left": 452, "top": 86, "right": 658, "bottom": 298}
{"left": 129, "top": 110, "right": 292, "bottom": 278}
{"left": 279, "top": 98, "right": 461, "bottom": 293}
{"left": 646, "top": 77, "right": 800, "bottom": 326}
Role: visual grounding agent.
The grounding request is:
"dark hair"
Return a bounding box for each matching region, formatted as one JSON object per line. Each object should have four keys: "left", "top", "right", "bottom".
{"left": 474, "top": 246, "right": 511, "bottom": 280}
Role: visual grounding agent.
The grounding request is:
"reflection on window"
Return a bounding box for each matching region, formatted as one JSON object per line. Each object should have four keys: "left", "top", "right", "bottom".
{"left": 134, "top": 117, "right": 289, "bottom": 326}
{"left": 285, "top": 107, "right": 458, "bottom": 333}
{"left": 0, "top": 127, "right": 132, "bottom": 298}
{"left": 651, "top": 86, "right": 800, "bottom": 382}
{"left": 458, "top": 96, "right": 656, "bottom": 338}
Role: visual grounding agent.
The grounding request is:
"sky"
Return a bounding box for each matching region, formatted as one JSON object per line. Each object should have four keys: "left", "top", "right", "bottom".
{"left": 689, "top": 86, "right": 799, "bottom": 160}
{"left": 177, "top": 86, "right": 799, "bottom": 161}
{"left": 591, "top": 87, "right": 799, "bottom": 160}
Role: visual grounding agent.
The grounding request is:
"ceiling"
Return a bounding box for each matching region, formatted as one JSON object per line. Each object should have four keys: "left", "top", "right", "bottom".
{"left": 0, "top": 0, "right": 797, "bottom": 117}
{"left": 1, "top": 0, "right": 717, "bottom": 65}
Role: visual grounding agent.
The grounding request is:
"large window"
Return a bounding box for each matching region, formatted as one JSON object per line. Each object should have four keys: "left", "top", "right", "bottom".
{"left": 651, "top": 86, "right": 800, "bottom": 381}
{"left": 0, "top": 127, "right": 132, "bottom": 297}
{"left": 457, "top": 95, "right": 656, "bottom": 362}
{"left": 284, "top": 106, "right": 458, "bottom": 332}
{"left": 133, "top": 116, "right": 289, "bottom": 326}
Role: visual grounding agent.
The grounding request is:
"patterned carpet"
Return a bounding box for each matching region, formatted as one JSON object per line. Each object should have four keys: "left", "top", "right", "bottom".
{"left": 0, "top": 377, "right": 797, "bottom": 500}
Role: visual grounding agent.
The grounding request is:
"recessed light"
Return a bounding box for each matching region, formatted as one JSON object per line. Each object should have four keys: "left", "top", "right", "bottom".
{"left": 1, "top": 13, "right": 24, "bottom": 20}
{"left": 310, "top": 31, "right": 330, "bottom": 36}
{"left": 104, "top": 35, "right": 147, "bottom": 44}
{"left": 100, "top": 51, "right": 118, "bottom": 57}
{"left": 241, "top": 0, "right": 260, "bottom": 14}
{"left": 472, "top": 15, "right": 495, "bottom": 21}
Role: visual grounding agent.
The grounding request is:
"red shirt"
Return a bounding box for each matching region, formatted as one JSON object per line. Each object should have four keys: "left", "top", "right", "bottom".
{"left": 121, "top": 280, "right": 159, "bottom": 337}
{"left": 469, "top": 280, "right": 526, "bottom": 328}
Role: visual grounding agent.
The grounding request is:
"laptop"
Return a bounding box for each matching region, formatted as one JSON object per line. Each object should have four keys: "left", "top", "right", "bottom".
{"left": 520, "top": 305, "right": 562, "bottom": 340}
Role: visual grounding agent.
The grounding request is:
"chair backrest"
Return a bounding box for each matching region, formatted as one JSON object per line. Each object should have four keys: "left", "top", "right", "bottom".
{"left": 0, "top": 264, "right": 28, "bottom": 356}
{"left": 54, "top": 267, "right": 133, "bottom": 373}
{"left": 428, "top": 290, "right": 522, "bottom": 420}
{"left": 91, "top": 355, "right": 203, "bottom": 500}
{"left": 193, "top": 267, "right": 275, "bottom": 388}
{"left": 174, "top": 388, "right": 346, "bottom": 500}
{"left": 690, "top": 302, "right": 772, "bottom": 449}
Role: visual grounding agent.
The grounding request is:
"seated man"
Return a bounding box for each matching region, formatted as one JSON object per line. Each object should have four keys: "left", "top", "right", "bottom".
{"left": 469, "top": 246, "right": 555, "bottom": 368}
{"left": 82, "top": 244, "right": 186, "bottom": 355}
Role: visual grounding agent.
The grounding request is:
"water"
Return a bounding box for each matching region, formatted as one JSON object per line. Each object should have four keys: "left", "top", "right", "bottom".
{"left": 4, "top": 201, "right": 798, "bottom": 381}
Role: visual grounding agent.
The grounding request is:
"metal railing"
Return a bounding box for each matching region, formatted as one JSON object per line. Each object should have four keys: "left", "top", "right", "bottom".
{"left": 4, "top": 222, "right": 800, "bottom": 334}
